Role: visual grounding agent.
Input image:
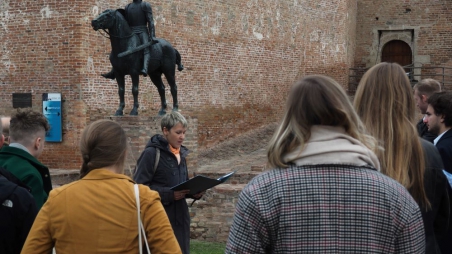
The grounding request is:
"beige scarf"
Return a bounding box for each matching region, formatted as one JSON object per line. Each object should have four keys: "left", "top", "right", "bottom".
{"left": 283, "top": 125, "right": 380, "bottom": 171}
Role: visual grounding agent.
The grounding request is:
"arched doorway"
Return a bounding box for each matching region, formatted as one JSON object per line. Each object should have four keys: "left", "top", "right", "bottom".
{"left": 381, "top": 40, "right": 412, "bottom": 67}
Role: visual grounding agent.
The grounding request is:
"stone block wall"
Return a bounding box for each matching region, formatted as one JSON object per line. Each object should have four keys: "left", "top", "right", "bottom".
{"left": 0, "top": 0, "right": 357, "bottom": 168}
{"left": 189, "top": 184, "right": 246, "bottom": 242}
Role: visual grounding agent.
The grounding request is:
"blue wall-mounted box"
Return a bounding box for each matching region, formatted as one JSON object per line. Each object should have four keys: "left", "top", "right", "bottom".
{"left": 42, "top": 93, "right": 62, "bottom": 142}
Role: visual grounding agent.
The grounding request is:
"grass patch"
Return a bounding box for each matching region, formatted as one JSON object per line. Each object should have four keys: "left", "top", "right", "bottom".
{"left": 190, "top": 240, "right": 226, "bottom": 254}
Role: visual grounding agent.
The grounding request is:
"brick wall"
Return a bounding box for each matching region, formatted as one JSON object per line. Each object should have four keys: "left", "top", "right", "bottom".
{"left": 354, "top": 0, "right": 452, "bottom": 88}
{"left": 0, "top": 0, "right": 356, "bottom": 169}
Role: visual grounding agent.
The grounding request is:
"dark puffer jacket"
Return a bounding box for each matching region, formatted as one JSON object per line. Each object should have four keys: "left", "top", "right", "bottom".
{"left": 0, "top": 167, "right": 38, "bottom": 254}
{"left": 134, "top": 134, "right": 190, "bottom": 254}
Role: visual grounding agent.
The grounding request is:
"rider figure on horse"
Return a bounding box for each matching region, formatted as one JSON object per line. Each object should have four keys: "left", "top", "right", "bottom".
{"left": 102, "top": 0, "right": 158, "bottom": 80}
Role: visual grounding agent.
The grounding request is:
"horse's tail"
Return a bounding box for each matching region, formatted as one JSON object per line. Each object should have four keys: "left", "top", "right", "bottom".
{"left": 175, "top": 49, "right": 184, "bottom": 71}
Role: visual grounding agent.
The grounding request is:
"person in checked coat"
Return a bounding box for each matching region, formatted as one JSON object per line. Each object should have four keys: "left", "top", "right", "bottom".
{"left": 226, "top": 75, "right": 425, "bottom": 253}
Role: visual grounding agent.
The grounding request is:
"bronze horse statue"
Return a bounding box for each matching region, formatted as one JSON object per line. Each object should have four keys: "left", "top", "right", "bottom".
{"left": 91, "top": 9, "right": 183, "bottom": 116}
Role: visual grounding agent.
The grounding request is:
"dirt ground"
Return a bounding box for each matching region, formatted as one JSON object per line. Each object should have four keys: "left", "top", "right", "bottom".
{"left": 196, "top": 122, "right": 277, "bottom": 173}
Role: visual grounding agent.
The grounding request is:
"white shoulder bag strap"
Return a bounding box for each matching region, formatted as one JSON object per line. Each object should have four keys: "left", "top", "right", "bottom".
{"left": 134, "top": 184, "right": 151, "bottom": 254}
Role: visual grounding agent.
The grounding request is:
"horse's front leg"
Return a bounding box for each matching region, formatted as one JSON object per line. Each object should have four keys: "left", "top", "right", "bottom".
{"left": 115, "top": 75, "right": 126, "bottom": 116}
{"left": 150, "top": 74, "right": 167, "bottom": 116}
{"left": 165, "top": 74, "right": 178, "bottom": 112}
{"left": 130, "top": 74, "right": 139, "bottom": 115}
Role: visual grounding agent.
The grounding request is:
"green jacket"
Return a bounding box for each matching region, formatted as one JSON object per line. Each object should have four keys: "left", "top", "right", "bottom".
{"left": 0, "top": 146, "right": 52, "bottom": 209}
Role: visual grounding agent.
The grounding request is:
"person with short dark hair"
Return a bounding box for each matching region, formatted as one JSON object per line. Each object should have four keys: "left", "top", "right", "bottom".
{"left": 423, "top": 91, "right": 452, "bottom": 254}
{"left": 21, "top": 120, "right": 181, "bottom": 253}
{"left": 226, "top": 75, "right": 425, "bottom": 253}
{"left": 425, "top": 92, "right": 452, "bottom": 173}
{"left": 413, "top": 79, "right": 442, "bottom": 142}
{"left": 0, "top": 117, "right": 38, "bottom": 254}
{"left": 0, "top": 108, "right": 51, "bottom": 209}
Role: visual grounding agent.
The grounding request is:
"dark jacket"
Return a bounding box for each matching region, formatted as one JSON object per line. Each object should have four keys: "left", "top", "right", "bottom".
{"left": 0, "top": 167, "right": 38, "bottom": 254}
{"left": 436, "top": 129, "right": 452, "bottom": 174}
{"left": 417, "top": 119, "right": 437, "bottom": 143}
{"left": 134, "top": 134, "right": 190, "bottom": 254}
{"left": 421, "top": 139, "right": 452, "bottom": 254}
{"left": 0, "top": 146, "right": 52, "bottom": 209}
{"left": 434, "top": 130, "right": 452, "bottom": 253}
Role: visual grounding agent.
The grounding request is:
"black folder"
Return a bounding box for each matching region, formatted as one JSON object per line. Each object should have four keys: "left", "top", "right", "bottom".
{"left": 170, "top": 171, "right": 235, "bottom": 195}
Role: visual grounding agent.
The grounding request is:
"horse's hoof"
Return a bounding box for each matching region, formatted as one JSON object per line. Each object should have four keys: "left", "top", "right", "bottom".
{"left": 114, "top": 110, "right": 123, "bottom": 116}
{"left": 130, "top": 109, "right": 138, "bottom": 116}
{"left": 172, "top": 107, "right": 179, "bottom": 112}
{"left": 178, "top": 65, "right": 184, "bottom": 71}
{"left": 158, "top": 109, "right": 166, "bottom": 116}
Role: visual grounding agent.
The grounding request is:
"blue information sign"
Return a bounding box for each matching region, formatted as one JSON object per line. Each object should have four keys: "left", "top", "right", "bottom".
{"left": 42, "top": 93, "right": 62, "bottom": 142}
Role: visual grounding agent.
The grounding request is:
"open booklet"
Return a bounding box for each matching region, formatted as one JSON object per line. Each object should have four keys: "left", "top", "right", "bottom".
{"left": 170, "top": 171, "right": 236, "bottom": 195}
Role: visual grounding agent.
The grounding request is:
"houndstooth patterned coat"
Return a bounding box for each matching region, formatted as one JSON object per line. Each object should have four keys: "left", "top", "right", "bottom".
{"left": 226, "top": 164, "right": 425, "bottom": 254}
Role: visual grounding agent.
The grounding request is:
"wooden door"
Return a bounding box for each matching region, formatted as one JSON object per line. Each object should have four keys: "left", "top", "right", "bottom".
{"left": 381, "top": 40, "right": 412, "bottom": 67}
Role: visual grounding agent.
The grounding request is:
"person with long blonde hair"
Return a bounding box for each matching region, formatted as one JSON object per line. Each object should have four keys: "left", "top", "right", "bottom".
{"left": 226, "top": 75, "right": 425, "bottom": 253}
{"left": 354, "top": 62, "right": 450, "bottom": 254}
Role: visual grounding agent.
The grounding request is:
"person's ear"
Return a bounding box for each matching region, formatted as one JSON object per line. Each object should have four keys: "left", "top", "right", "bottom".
{"left": 421, "top": 94, "right": 428, "bottom": 103}
{"left": 162, "top": 127, "right": 169, "bottom": 136}
{"left": 440, "top": 114, "right": 446, "bottom": 123}
{"left": 34, "top": 137, "right": 42, "bottom": 150}
{"left": 0, "top": 134, "right": 4, "bottom": 147}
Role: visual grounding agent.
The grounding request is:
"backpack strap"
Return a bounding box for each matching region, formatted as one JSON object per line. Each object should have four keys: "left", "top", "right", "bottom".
{"left": 153, "top": 148, "right": 160, "bottom": 174}
{"left": 0, "top": 167, "right": 31, "bottom": 191}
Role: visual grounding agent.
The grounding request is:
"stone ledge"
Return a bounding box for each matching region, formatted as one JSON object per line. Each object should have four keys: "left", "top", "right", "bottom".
{"left": 50, "top": 169, "right": 80, "bottom": 186}
{"left": 195, "top": 171, "right": 261, "bottom": 185}
{"left": 213, "top": 183, "right": 247, "bottom": 192}
{"left": 250, "top": 164, "right": 266, "bottom": 172}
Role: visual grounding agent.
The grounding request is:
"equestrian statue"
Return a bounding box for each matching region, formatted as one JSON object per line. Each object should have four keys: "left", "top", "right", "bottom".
{"left": 91, "top": 0, "right": 183, "bottom": 116}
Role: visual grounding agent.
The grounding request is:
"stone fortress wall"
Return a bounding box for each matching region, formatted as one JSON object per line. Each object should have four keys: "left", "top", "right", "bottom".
{"left": 0, "top": 0, "right": 356, "bottom": 169}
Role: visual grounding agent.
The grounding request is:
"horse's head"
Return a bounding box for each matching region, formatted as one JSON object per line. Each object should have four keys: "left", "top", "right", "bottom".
{"left": 91, "top": 9, "right": 116, "bottom": 31}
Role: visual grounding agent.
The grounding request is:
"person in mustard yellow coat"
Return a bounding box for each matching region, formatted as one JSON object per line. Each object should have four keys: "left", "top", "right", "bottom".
{"left": 21, "top": 119, "right": 181, "bottom": 254}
